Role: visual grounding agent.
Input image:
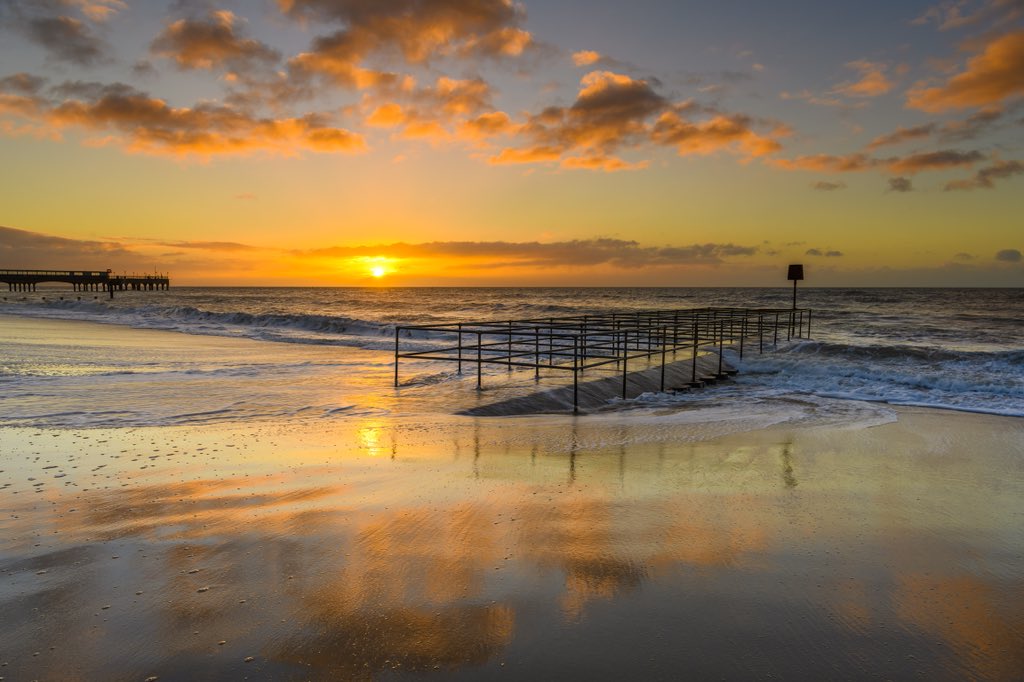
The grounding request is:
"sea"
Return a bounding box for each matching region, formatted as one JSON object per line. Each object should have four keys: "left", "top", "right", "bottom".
{"left": 1, "top": 287, "right": 1022, "bottom": 428}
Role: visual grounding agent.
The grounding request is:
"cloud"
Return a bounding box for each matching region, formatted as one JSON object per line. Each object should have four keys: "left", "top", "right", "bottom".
{"left": 157, "top": 240, "right": 258, "bottom": 251}
{"left": 953, "top": 251, "right": 974, "bottom": 260}
{"left": 0, "top": 79, "right": 366, "bottom": 157}
{"left": 151, "top": 10, "right": 281, "bottom": 72}
{"left": 779, "top": 89, "right": 864, "bottom": 109}
{"left": 944, "top": 158, "right": 1024, "bottom": 189}
{"left": 911, "top": 0, "right": 1023, "bottom": 30}
{"left": 0, "top": 72, "right": 47, "bottom": 96}
{"left": 906, "top": 30, "right": 1024, "bottom": 111}
{"left": 0, "top": 224, "right": 142, "bottom": 268}
{"left": 773, "top": 149, "right": 984, "bottom": 174}
{"left": 805, "top": 248, "right": 844, "bottom": 257}
{"left": 771, "top": 153, "right": 877, "bottom": 172}
{"left": 866, "top": 123, "right": 937, "bottom": 149}
{"left": 70, "top": 0, "right": 126, "bottom": 22}
{"left": 939, "top": 107, "right": 1006, "bottom": 140}
{"left": 280, "top": 0, "right": 533, "bottom": 91}
{"left": 832, "top": 60, "right": 895, "bottom": 97}
{"left": 26, "top": 15, "right": 108, "bottom": 66}
{"left": 811, "top": 181, "right": 846, "bottom": 191}
{"left": 572, "top": 50, "right": 601, "bottom": 67}
{"left": 995, "top": 248, "right": 1022, "bottom": 262}
{"left": 887, "top": 176, "right": 914, "bottom": 192}
{"left": 887, "top": 149, "right": 985, "bottom": 173}
{"left": 301, "top": 238, "right": 760, "bottom": 268}
{"left": 490, "top": 71, "right": 784, "bottom": 171}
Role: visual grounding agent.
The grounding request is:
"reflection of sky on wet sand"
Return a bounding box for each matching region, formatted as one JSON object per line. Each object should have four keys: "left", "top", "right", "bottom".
{"left": 1, "top": 410, "right": 1023, "bottom": 680}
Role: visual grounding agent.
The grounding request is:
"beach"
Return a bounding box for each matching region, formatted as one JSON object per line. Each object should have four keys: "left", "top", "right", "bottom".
{"left": 2, "top": 312, "right": 1023, "bottom": 680}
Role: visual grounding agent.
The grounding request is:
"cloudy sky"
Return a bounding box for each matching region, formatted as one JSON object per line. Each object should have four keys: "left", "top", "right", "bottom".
{"left": 0, "top": 0, "right": 1021, "bottom": 285}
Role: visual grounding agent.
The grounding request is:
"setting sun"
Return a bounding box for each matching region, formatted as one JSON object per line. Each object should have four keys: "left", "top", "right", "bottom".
{"left": 370, "top": 266, "right": 386, "bottom": 278}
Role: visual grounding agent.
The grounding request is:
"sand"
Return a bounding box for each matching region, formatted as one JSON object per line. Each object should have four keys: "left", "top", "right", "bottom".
{"left": 1, "top": 316, "right": 1023, "bottom": 680}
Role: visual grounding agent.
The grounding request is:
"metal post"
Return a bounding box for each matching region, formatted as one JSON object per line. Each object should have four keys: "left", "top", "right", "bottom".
{"left": 477, "top": 332, "right": 482, "bottom": 390}
{"left": 758, "top": 314, "right": 763, "bottom": 354}
{"left": 774, "top": 313, "right": 779, "bottom": 347}
{"left": 739, "top": 315, "right": 745, "bottom": 360}
{"left": 622, "top": 330, "right": 629, "bottom": 400}
{"left": 534, "top": 327, "right": 540, "bottom": 380}
{"left": 573, "top": 336, "right": 579, "bottom": 412}
{"left": 660, "top": 328, "right": 667, "bottom": 392}
{"left": 394, "top": 327, "right": 400, "bottom": 387}
{"left": 807, "top": 310, "right": 812, "bottom": 339}
{"left": 457, "top": 323, "right": 463, "bottom": 374}
{"left": 717, "top": 320, "right": 724, "bottom": 377}
{"left": 507, "top": 320, "right": 513, "bottom": 371}
{"left": 691, "top": 318, "right": 698, "bottom": 383}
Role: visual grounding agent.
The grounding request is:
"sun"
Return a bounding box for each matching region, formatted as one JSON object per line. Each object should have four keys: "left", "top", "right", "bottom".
{"left": 370, "top": 265, "right": 386, "bottom": 278}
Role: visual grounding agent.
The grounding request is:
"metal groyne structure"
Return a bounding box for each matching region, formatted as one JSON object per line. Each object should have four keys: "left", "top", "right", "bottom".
{"left": 394, "top": 307, "right": 811, "bottom": 411}
{"left": 0, "top": 269, "right": 170, "bottom": 298}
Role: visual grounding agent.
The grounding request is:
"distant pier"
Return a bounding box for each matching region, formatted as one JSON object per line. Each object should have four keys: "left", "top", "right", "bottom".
{"left": 0, "top": 269, "right": 170, "bottom": 298}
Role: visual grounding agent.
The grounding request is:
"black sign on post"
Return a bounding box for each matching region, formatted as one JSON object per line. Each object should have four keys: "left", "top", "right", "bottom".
{"left": 787, "top": 264, "right": 804, "bottom": 309}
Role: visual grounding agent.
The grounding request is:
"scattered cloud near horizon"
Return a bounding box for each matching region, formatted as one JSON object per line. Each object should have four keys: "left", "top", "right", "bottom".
{"left": 4, "top": 225, "right": 1020, "bottom": 286}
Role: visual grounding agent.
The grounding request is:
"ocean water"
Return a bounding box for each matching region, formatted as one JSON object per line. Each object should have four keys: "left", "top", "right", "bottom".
{"left": 1, "top": 287, "right": 1022, "bottom": 425}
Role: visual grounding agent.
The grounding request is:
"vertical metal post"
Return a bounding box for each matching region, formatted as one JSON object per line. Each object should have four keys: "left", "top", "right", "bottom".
{"left": 774, "top": 313, "right": 779, "bottom": 347}
{"left": 477, "top": 332, "right": 482, "bottom": 389}
{"left": 507, "top": 320, "right": 513, "bottom": 371}
{"left": 393, "top": 327, "right": 400, "bottom": 387}
{"left": 717, "top": 320, "right": 724, "bottom": 377}
{"left": 622, "top": 330, "right": 629, "bottom": 400}
{"left": 660, "top": 328, "right": 667, "bottom": 392}
{"left": 457, "top": 323, "right": 463, "bottom": 374}
{"left": 807, "top": 310, "right": 812, "bottom": 339}
{"left": 758, "top": 314, "right": 763, "bottom": 354}
{"left": 573, "top": 336, "right": 579, "bottom": 412}
{"left": 691, "top": 318, "right": 698, "bottom": 383}
{"left": 534, "top": 327, "right": 540, "bottom": 380}
{"left": 739, "top": 315, "right": 745, "bottom": 360}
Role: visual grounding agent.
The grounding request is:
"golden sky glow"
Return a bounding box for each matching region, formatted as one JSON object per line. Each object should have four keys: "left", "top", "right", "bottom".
{"left": 0, "top": 0, "right": 1021, "bottom": 285}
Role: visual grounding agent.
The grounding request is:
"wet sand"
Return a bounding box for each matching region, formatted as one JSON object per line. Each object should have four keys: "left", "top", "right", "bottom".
{"left": 1, "top": 318, "right": 1023, "bottom": 680}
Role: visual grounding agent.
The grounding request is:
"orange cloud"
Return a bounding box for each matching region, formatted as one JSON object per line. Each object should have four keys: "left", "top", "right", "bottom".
{"left": 651, "top": 111, "right": 783, "bottom": 157}
{"left": 572, "top": 50, "right": 601, "bottom": 66}
{"left": 865, "top": 123, "right": 938, "bottom": 149}
{"left": 833, "top": 59, "right": 894, "bottom": 97}
{"left": 944, "top": 158, "right": 1024, "bottom": 190}
{"left": 281, "top": 0, "right": 533, "bottom": 90}
{"left": 887, "top": 149, "right": 985, "bottom": 173}
{"left": 490, "top": 71, "right": 784, "bottom": 172}
{"left": 906, "top": 30, "right": 1024, "bottom": 111}
{"left": 0, "top": 80, "right": 366, "bottom": 157}
{"left": 151, "top": 10, "right": 280, "bottom": 72}
{"left": 772, "top": 149, "right": 984, "bottom": 175}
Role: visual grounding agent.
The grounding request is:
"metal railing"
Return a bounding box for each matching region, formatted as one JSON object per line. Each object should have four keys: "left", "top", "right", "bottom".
{"left": 394, "top": 307, "right": 812, "bottom": 411}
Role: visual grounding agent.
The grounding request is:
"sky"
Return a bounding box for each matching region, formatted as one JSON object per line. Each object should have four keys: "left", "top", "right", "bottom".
{"left": 0, "top": 0, "right": 1022, "bottom": 286}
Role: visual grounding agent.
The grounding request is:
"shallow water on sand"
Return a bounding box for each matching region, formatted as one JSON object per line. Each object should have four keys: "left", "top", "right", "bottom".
{"left": 2, "top": 409, "right": 1023, "bottom": 681}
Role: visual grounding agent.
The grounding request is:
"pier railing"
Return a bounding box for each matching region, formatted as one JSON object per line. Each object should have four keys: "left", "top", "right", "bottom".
{"left": 395, "top": 307, "right": 811, "bottom": 411}
{"left": 0, "top": 269, "right": 170, "bottom": 296}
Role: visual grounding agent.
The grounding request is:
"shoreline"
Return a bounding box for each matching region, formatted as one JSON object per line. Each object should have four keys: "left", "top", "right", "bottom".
{"left": 2, "top": 308, "right": 1023, "bottom": 679}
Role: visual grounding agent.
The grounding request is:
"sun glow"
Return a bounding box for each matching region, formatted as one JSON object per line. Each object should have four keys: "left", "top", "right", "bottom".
{"left": 347, "top": 256, "right": 397, "bottom": 281}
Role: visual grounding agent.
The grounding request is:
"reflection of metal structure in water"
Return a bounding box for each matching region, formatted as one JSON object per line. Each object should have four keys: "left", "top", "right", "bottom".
{"left": 394, "top": 307, "right": 812, "bottom": 412}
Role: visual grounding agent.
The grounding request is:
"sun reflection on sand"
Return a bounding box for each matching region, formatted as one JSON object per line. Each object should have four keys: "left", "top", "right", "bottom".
{"left": 1, "top": 410, "right": 1023, "bottom": 679}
